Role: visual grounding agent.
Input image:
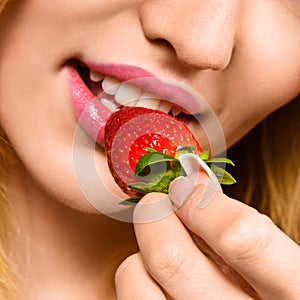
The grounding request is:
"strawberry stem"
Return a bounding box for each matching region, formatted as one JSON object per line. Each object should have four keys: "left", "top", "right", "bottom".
{"left": 120, "top": 148, "right": 236, "bottom": 205}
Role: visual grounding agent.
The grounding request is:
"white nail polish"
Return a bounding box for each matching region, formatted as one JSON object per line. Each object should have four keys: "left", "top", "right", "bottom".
{"left": 177, "top": 154, "right": 221, "bottom": 209}
{"left": 179, "top": 153, "right": 213, "bottom": 181}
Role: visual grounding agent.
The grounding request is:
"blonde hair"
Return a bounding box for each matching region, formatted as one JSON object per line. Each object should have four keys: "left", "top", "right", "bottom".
{"left": 0, "top": 0, "right": 299, "bottom": 297}
{"left": 0, "top": 1, "right": 20, "bottom": 299}
{"left": 0, "top": 0, "right": 7, "bottom": 12}
{"left": 0, "top": 129, "right": 18, "bottom": 299}
{"left": 226, "top": 97, "right": 300, "bottom": 243}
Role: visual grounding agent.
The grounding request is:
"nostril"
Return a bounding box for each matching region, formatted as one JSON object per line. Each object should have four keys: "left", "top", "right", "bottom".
{"left": 152, "top": 34, "right": 233, "bottom": 71}
{"left": 151, "top": 38, "right": 175, "bottom": 51}
{"left": 140, "top": 0, "right": 237, "bottom": 71}
{"left": 145, "top": 35, "right": 177, "bottom": 57}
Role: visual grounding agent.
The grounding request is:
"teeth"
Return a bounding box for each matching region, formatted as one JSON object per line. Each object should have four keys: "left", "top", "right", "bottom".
{"left": 90, "top": 70, "right": 105, "bottom": 82}
{"left": 159, "top": 101, "right": 173, "bottom": 113}
{"left": 136, "top": 92, "right": 161, "bottom": 110}
{"left": 100, "top": 98, "right": 118, "bottom": 112}
{"left": 115, "top": 83, "right": 142, "bottom": 106}
{"left": 136, "top": 99, "right": 161, "bottom": 110}
{"left": 102, "top": 76, "right": 121, "bottom": 95}
{"left": 139, "top": 92, "right": 157, "bottom": 100}
{"left": 96, "top": 74, "right": 176, "bottom": 113}
{"left": 171, "top": 107, "right": 181, "bottom": 117}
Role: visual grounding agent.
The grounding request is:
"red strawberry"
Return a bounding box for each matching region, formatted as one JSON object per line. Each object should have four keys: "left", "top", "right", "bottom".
{"left": 128, "top": 133, "right": 177, "bottom": 171}
{"left": 105, "top": 106, "right": 202, "bottom": 198}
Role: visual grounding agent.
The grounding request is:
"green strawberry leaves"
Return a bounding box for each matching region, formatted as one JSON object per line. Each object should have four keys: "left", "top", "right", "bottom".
{"left": 119, "top": 196, "right": 141, "bottom": 206}
{"left": 130, "top": 153, "right": 183, "bottom": 194}
{"left": 175, "top": 146, "right": 197, "bottom": 157}
{"left": 204, "top": 157, "right": 235, "bottom": 166}
{"left": 120, "top": 147, "right": 236, "bottom": 205}
{"left": 210, "top": 165, "right": 236, "bottom": 185}
{"left": 199, "top": 151, "right": 210, "bottom": 160}
{"left": 134, "top": 152, "right": 178, "bottom": 176}
{"left": 129, "top": 168, "right": 180, "bottom": 194}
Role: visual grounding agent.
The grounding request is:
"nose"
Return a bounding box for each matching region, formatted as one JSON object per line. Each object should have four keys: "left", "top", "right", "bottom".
{"left": 140, "top": 0, "right": 239, "bottom": 70}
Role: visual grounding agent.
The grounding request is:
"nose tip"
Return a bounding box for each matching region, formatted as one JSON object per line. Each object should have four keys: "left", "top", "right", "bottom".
{"left": 140, "top": 0, "right": 238, "bottom": 71}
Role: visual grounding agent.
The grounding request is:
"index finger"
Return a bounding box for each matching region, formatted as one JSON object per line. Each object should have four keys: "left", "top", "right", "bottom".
{"left": 169, "top": 177, "right": 300, "bottom": 300}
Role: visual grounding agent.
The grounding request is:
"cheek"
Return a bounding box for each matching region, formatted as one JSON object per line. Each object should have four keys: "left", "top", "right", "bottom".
{"left": 0, "top": 73, "right": 90, "bottom": 212}
{"left": 0, "top": 60, "right": 124, "bottom": 214}
{"left": 0, "top": 36, "right": 95, "bottom": 213}
{"left": 223, "top": 1, "right": 300, "bottom": 126}
{"left": 0, "top": 0, "right": 132, "bottom": 215}
{"left": 244, "top": 1, "right": 300, "bottom": 109}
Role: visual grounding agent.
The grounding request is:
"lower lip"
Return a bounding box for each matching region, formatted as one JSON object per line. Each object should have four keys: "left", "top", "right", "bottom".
{"left": 65, "top": 64, "right": 112, "bottom": 146}
{"left": 65, "top": 64, "right": 204, "bottom": 149}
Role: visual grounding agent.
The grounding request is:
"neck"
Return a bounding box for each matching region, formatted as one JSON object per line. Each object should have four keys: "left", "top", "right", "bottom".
{"left": 7, "top": 165, "right": 138, "bottom": 300}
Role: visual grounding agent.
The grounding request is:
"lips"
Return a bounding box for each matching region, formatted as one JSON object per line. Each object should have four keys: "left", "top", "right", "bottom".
{"left": 65, "top": 60, "right": 203, "bottom": 147}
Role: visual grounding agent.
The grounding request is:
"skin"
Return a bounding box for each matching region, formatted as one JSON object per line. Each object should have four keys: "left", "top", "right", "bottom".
{"left": 0, "top": 0, "right": 299, "bottom": 299}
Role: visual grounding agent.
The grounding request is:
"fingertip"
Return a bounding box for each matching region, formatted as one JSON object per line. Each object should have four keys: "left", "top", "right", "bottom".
{"left": 169, "top": 153, "right": 221, "bottom": 209}
{"left": 168, "top": 176, "right": 196, "bottom": 208}
{"left": 169, "top": 175, "right": 220, "bottom": 210}
{"left": 133, "top": 192, "right": 173, "bottom": 224}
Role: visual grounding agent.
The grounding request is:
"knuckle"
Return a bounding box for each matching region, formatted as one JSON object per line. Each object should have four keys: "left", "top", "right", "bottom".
{"left": 146, "top": 243, "right": 188, "bottom": 285}
{"left": 218, "top": 209, "right": 274, "bottom": 263}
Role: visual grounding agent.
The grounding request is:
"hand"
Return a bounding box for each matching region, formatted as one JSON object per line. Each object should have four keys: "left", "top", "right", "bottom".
{"left": 115, "top": 174, "right": 300, "bottom": 299}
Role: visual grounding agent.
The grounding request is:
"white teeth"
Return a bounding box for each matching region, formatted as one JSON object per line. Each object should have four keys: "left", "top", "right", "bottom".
{"left": 139, "top": 92, "right": 157, "bottom": 100}
{"left": 136, "top": 96, "right": 161, "bottom": 110}
{"left": 172, "top": 107, "right": 181, "bottom": 117}
{"left": 100, "top": 98, "right": 118, "bottom": 112}
{"left": 90, "top": 71, "right": 105, "bottom": 82}
{"left": 159, "top": 101, "right": 173, "bottom": 113}
{"left": 102, "top": 76, "right": 121, "bottom": 95}
{"left": 98, "top": 74, "right": 176, "bottom": 113}
{"left": 115, "top": 83, "right": 142, "bottom": 106}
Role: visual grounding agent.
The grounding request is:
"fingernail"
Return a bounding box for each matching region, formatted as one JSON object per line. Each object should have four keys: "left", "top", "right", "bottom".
{"left": 178, "top": 153, "right": 212, "bottom": 179}
{"left": 169, "top": 154, "right": 221, "bottom": 209}
{"left": 197, "top": 182, "right": 219, "bottom": 209}
{"left": 168, "top": 176, "right": 196, "bottom": 208}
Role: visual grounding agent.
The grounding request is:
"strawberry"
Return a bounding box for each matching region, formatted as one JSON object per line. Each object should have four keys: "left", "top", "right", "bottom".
{"left": 104, "top": 106, "right": 235, "bottom": 204}
{"left": 128, "top": 133, "right": 177, "bottom": 171}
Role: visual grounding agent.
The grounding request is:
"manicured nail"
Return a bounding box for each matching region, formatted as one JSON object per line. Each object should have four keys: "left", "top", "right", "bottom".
{"left": 168, "top": 176, "right": 196, "bottom": 208}
{"left": 179, "top": 153, "right": 211, "bottom": 178}
{"left": 197, "top": 182, "right": 219, "bottom": 209}
{"left": 169, "top": 154, "right": 221, "bottom": 209}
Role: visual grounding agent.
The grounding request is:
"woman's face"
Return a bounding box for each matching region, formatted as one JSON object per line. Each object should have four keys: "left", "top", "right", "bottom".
{"left": 0, "top": 0, "right": 299, "bottom": 212}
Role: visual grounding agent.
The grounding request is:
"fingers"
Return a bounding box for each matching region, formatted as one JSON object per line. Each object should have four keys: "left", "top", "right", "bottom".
{"left": 133, "top": 193, "right": 253, "bottom": 300}
{"left": 115, "top": 252, "right": 167, "bottom": 300}
{"left": 191, "top": 234, "right": 258, "bottom": 298}
{"left": 169, "top": 178, "right": 300, "bottom": 299}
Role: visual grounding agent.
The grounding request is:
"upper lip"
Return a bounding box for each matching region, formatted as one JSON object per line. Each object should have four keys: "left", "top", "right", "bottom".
{"left": 82, "top": 61, "right": 204, "bottom": 115}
